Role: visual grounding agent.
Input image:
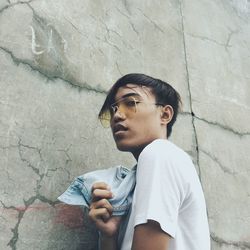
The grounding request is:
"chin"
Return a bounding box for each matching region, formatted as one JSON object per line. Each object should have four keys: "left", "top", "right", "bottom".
{"left": 113, "top": 138, "right": 131, "bottom": 151}
{"left": 115, "top": 142, "right": 132, "bottom": 152}
{"left": 115, "top": 139, "right": 143, "bottom": 153}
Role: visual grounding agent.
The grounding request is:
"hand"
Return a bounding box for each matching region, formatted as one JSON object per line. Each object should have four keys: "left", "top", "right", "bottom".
{"left": 88, "top": 182, "right": 122, "bottom": 237}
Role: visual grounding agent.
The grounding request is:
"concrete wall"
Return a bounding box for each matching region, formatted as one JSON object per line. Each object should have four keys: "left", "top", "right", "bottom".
{"left": 0, "top": 0, "right": 249, "bottom": 249}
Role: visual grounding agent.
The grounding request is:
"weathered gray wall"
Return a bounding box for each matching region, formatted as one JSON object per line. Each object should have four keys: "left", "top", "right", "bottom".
{"left": 0, "top": 0, "right": 249, "bottom": 249}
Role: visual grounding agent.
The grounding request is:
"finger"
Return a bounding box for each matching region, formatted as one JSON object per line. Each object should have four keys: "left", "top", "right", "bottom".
{"left": 90, "top": 199, "right": 113, "bottom": 215}
{"left": 89, "top": 208, "right": 110, "bottom": 222}
{"left": 91, "top": 182, "right": 110, "bottom": 192}
{"left": 101, "top": 212, "right": 111, "bottom": 222}
{"left": 92, "top": 189, "right": 113, "bottom": 202}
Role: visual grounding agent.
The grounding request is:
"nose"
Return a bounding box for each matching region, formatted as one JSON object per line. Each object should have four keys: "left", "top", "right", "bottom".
{"left": 111, "top": 108, "right": 126, "bottom": 124}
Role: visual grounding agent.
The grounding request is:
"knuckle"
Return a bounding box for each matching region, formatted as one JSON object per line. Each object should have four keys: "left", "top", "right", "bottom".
{"left": 88, "top": 210, "right": 93, "bottom": 218}
{"left": 100, "top": 198, "right": 107, "bottom": 206}
{"left": 104, "top": 199, "right": 112, "bottom": 207}
{"left": 92, "top": 182, "right": 109, "bottom": 192}
{"left": 92, "top": 189, "right": 98, "bottom": 197}
{"left": 92, "top": 182, "right": 100, "bottom": 190}
{"left": 102, "top": 207, "right": 108, "bottom": 214}
{"left": 91, "top": 184, "right": 96, "bottom": 192}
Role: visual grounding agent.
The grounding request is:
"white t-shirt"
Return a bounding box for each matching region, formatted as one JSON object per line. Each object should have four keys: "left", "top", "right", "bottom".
{"left": 120, "top": 139, "right": 210, "bottom": 250}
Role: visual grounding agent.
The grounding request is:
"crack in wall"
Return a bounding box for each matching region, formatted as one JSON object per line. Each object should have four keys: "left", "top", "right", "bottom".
{"left": 16, "top": 139, "right": 74, "bottom": 191}
{"left": 0, "top": 200, "right": 26, "bottom": 250}
{"left": 211, "top": 232, "right": 250, "bottom": 249}
{"left": 57, "top": 144, "right": 73, "bottom": 166}
{"left": 0, "top": 46, "right": 107, "bottom": 95}
{"left": 4, "top": 195, "right": 59, "bottom": 250}
{"left": 186, "top": 28, "right": 239, "bottom": 52}
{"left": 1, "top": 153, "right": 61, "bottom": 250}
{"left": 0, "top": 0, "right": 35, "bottom": 15}
{"left": 225, "top": 29, "right": 239, "bottom": 50}
{"left": 7, "top": 209, "right": 24, "bottom": 250}
{"left": 200, "top": 149, "right": 238, "bottom": 175}
{"left": 0, "top": 200, "right": 20, "bottom": 211}
{"left": 1, "top": 136, "right": 64, "bottom": 202}
{"left": 186, "top": 33, "right": 230, "bottom": 50}
{"left": 179, "top": 111, "right": 250, "bottom": 136}
{"left": 115, "top": 7, "right": 139, "bottom": 36}
{"left": 179, "top": 0, "right": 201, "bottom": 180}
{"left": 89, "top": 15, "right": 121, "bottom": 54}
{"left": 122, "top": 0, "right": 130, "bottom": 15}
{"left": 101, "top": 17, "right": 135, "bottom": 51}
{"left": 63, "top": 17, "right": 87, "bottom": 38}
{"left": 103, "top": 36, "right": 122, "bottom": 53}
{"left": 116, "top": 62, "right": 122, "bottom": 76}
{"left": 0, "top": 3, "right": 9, "bottom": 14}
{"left": 100, "top": 19, "right": 122, "bottom": 39}
{"left": 137, "top": 8, "right": 165, "bottom": 33}
{"left": 17, "top": 139, "right": 44, "bottom": 179}
{"left": 194, "top": 115, "right": 250, "bottom": 137}
{"left": 45, "top": 167, "right": 71, "bottom": 182}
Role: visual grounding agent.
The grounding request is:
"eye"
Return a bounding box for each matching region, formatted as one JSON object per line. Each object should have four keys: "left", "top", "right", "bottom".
{"left": 124, "top": 100, "right": 135, "bottom": 107}
{"left": 109, "top": 106, "right": 117, "bottom": 115}
{"left": 124, "top": 97, "right": 140, "bottom": 107}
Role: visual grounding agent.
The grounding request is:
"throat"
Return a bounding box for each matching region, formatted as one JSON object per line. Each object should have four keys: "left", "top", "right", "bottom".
{"left": 131, "top": 147, "right": 145, "bottom": 161}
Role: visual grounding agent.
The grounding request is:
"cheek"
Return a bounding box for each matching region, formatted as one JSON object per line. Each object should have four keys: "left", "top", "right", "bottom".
{"left": 132, "top": 114, "right": 159, "bottom": 134}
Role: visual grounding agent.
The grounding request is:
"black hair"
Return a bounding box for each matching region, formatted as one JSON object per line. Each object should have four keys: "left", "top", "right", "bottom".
{"left": 98, "top": 73, "right": 182, "bottom": 138}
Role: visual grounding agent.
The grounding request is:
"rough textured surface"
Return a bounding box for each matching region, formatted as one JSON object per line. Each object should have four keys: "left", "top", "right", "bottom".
{"left": 0, "top": 0, "right": 249, "bottom": 249}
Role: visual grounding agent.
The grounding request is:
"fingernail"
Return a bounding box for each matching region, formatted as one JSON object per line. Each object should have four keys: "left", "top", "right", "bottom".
{"left": 107, "top": 185, "right": 111, "bottom": 190}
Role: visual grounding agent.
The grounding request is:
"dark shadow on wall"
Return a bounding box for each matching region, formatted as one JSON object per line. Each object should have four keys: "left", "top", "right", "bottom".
{"left": 47, "top": 204, "right": 99, "bottom": 250}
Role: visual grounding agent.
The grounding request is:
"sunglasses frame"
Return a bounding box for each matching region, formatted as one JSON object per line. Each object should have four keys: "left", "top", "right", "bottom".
{"left": 99, "top": 96, "right": 164, "bottom": 128}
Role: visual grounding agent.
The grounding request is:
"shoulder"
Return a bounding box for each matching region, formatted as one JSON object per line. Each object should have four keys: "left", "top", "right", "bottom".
{"left": 137, "top": 139, "right": 196, "bottom": 184}
{"left": 138, "top": 139, "right": 191, "bottom": 164}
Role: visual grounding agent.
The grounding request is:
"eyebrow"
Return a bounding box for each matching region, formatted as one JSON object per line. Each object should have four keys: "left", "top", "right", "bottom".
{"left": 114, "top": 93, "right": 141, "bottom": 102}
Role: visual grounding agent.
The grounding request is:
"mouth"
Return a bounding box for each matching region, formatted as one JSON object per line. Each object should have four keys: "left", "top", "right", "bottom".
{"left": 113, "top": 124, "right": 128, "bottom": 135}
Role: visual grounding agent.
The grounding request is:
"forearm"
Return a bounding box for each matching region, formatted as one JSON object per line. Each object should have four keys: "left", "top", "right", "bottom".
{"left": 100, "top": 234, "right": 118, "bottom": 250}
{"left": 131, "top": 221, "right": 170, "bottom": 250}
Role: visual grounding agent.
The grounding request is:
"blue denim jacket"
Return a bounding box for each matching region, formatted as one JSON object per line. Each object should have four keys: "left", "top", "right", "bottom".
{"left": 57, "top": 165, "right": 136, "bottom": 249}
{"left": 57, "top": 165, "right": 136, "bottom": 216}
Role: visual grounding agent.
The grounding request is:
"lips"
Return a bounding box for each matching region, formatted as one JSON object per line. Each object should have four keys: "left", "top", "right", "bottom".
{"left": 113, "top": 124, "right": 128, "bottom": 134}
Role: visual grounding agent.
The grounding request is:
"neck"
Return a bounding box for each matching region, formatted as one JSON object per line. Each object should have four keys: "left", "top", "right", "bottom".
{"left": 132, "top": 149, "right": 142, "bottom": 161}
{"left": 132, "top": 137, "right": 168, "bottom": 161}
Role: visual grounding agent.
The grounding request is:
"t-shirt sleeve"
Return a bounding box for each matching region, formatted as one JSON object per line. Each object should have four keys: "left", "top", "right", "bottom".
{"left": 133, "top": 143, "right": 186, "bottom": 238}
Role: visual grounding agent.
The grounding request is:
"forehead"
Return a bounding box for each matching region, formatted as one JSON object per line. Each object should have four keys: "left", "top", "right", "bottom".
{"left": 114, "top": 84, "right": 155, "bottom": 101}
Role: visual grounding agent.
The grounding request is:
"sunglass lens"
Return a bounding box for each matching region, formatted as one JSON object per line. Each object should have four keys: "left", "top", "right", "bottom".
{"left": 99, "top": 111, "right": 111, "bottom": 128}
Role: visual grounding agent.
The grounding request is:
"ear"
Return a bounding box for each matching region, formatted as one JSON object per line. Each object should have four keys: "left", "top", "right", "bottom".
{"left": 160, "top": 105, "right": 174, "bottom": 125}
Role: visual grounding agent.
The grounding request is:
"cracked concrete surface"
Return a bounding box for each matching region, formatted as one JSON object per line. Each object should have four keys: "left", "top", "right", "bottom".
{"left": 0, "top": 0, "right": 249, "bottom": 249}
{"left": 211, "top": 232, "right": 250, "bottom": 250}
{"left": 179, "top": 0, "right": 201, "bottom": 180}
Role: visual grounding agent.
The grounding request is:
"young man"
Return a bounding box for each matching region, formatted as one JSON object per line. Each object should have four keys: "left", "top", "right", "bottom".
{"left": 89, "top": 73, "right": 210, "bottom": 250}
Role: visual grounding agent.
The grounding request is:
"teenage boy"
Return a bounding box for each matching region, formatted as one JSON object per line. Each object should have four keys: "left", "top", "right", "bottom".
{"left": 89, "top": 73, "right": 210, "bottom": 250}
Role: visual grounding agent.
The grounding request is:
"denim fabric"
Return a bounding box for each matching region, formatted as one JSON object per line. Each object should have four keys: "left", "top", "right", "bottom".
{"left": 57, "top": 165, "right": 136, "bottom": 216}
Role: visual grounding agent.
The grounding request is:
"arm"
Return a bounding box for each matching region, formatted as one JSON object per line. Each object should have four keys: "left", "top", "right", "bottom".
{"left": 100, "top": 234, "right": 118, "bottom": 250}
{"left": 88, "top": 182, "right": 121, "bottom": 250}
{"left": 132, "top": 220, "right": 171, "bottom": 250}
{"left": 98, "top": 217, "right": 121, "bottom": 250}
